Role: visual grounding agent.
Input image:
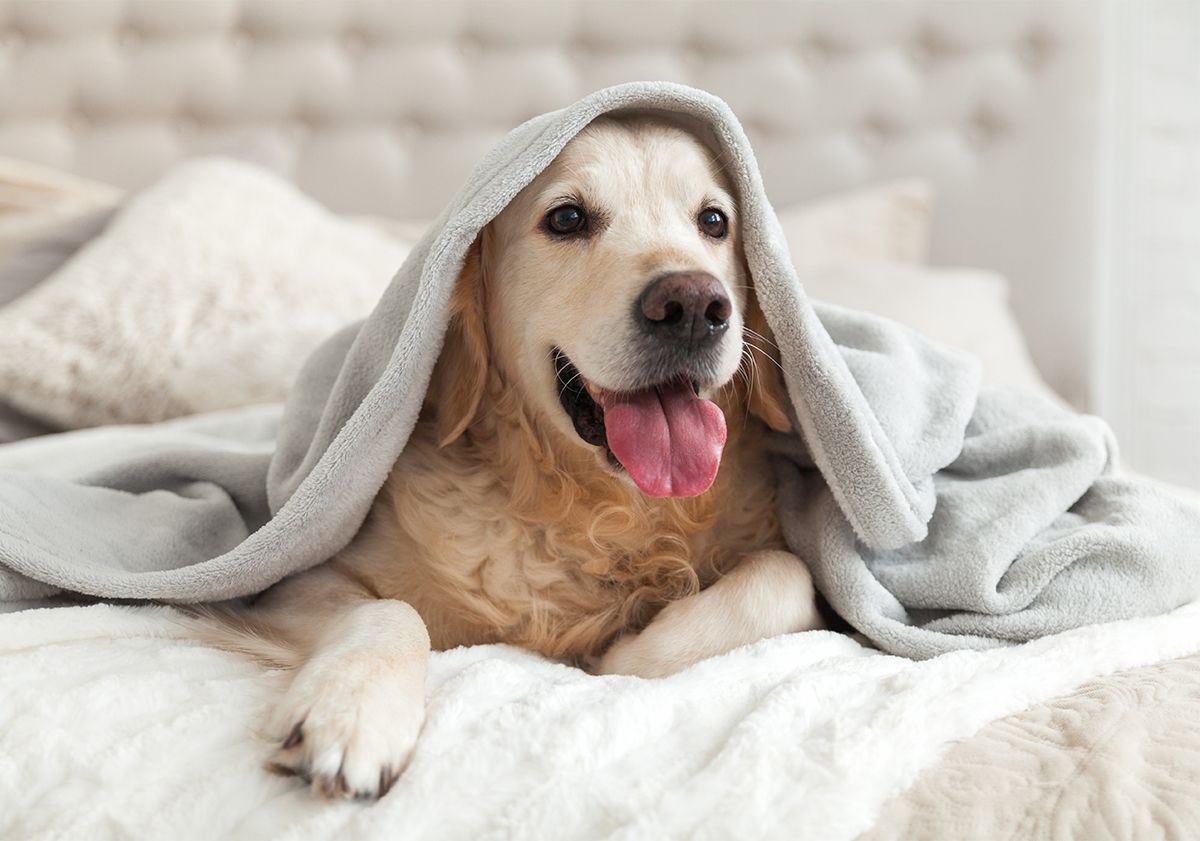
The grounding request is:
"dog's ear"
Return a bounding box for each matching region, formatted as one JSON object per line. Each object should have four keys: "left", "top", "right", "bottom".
{"left": 743, "top": 286, "right": 793, "bottom": 433}
{"left": 432, "top": 234, "right": 490, "bottom": 447}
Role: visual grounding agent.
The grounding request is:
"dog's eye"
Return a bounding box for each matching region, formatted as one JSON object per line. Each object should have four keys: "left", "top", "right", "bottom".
{"left": 698, "top": 208, "right": 728, "bottom": 239}
{"left": 546, "top": 204, "right": 587, "bottom": 236}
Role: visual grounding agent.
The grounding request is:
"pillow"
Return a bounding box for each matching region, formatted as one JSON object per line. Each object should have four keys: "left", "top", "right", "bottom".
{"left": 0, "top": 147, "right": 325, "bottom": 308}
{"left": 0, "top": 158, "right": 412, "bottom": 428}
{"left": 799, "top": 261, "right": 1061, "bottom": 402}
{"left": 777, "top": 179, "right": 933, "bottom": 267}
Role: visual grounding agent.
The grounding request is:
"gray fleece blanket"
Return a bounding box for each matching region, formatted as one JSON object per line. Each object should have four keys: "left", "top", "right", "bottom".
{"left": 1, "top": 82, "right": 1198, "bottom": 659}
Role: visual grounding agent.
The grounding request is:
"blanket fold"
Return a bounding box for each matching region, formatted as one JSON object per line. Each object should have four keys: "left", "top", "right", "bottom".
{"left": 1, "top": 82, "right": 1197, "bottom": 658}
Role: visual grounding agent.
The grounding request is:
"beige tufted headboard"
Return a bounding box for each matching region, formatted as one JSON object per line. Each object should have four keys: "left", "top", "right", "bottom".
{"left": 0, "top": 0, "right": 1102, "bottom": 408}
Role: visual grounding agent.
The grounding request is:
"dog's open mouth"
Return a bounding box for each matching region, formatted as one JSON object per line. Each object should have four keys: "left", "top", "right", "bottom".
{"left": 553, "top": 349, "right": 727, "bottom": 498}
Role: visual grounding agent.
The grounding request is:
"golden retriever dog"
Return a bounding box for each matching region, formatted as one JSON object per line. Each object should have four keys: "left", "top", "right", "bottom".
{"left": 210, "top": 114, "right": 823, "bottom": 799}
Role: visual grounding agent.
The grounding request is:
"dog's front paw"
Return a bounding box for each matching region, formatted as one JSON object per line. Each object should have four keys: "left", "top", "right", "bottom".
{"left": 593, "top": 600, "right": 697, "bottom": 678}
{"left": 267, "top": 658, "right": 425, "bottom": 800}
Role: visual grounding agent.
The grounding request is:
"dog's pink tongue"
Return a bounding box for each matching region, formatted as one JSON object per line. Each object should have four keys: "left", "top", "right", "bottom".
{"left": 605, "top": 382, "right": 727, "bottom": 498}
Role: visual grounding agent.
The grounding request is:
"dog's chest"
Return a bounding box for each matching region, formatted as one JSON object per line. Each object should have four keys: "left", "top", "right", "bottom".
{"left": 368, "top": 423, "right": 781, "bottom": 655}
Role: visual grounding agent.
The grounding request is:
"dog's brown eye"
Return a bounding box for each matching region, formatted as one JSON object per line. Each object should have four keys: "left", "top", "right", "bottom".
{"left": 546, "top": 204, "right": 587, "bottom": 235}
{"left": 699, "top": 208, "right": 728, "bottom": 239}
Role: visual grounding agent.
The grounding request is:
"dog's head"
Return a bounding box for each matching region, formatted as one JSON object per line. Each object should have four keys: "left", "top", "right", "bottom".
{"left": 434, "top": 115, "right": 789, "bottom": 497}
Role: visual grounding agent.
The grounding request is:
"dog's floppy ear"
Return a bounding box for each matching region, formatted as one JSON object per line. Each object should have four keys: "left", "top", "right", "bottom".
{"left": 432, "top": 234, "right": 490, "bottom": 447}
{"left": 743, "top": 286, "right": 793, "bottom": 433}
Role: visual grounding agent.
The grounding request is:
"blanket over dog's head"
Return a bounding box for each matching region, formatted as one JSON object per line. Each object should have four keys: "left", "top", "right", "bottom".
{"left": 3, "top": 82, "right": 1198, "bottom": 659}
{"left": 266, "top": 81, "right": 978, "bottom": 552}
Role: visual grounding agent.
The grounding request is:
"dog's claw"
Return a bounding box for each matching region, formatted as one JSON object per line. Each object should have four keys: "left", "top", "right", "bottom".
{"left": 265, "top": 735, "right": 407, "bottom": 801}
{"left": 269, "top": 729, "right": 398, "bottom": 800}
{"left": 378, "top": 765, "right": 399, "bottom": 797}
{"left": 316, "top": 770, "right": 351, "bottom": 800}
{"left": 282, "top": 722, "right": 304, "bottom": 750}
{"left": 265, "top": 760, "right": 300, "bottom": 778}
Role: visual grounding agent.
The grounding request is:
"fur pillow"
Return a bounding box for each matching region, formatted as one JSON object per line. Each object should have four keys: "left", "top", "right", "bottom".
{"left": 0, "top": 158, "right": 410, "bottom": 427}
{"left": 778, "top": 179, "right": 933, "bottom": 267}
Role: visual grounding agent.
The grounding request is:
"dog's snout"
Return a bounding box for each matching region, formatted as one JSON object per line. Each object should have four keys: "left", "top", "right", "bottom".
{"left": 638, "top": 272, "right": 731, "bottom": 348}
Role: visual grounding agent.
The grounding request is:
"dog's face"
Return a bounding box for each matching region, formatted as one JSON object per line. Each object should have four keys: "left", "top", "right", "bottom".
{"left": 438, "top": 115, "right": 785, "bottom": 498}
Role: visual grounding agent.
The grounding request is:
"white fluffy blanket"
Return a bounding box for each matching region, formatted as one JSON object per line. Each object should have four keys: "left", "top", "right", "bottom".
{"left": 4, "top": 601, "right": 1200, "bottom": 840}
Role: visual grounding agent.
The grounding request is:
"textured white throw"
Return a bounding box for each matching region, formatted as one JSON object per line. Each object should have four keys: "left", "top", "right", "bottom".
{"left": 3, "top": 601, "right": 1200, "bottom": 840}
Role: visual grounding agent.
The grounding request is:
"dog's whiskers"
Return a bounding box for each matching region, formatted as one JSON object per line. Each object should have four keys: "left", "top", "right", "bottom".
{"left": 742, "top": 335, "right": 785, "bottom": 375}
{"left": 556, "top": 367, "right": 586, "bottom": 397}
{"left": 738, "top": 345, "right": 760, "bottom": 427}
{"left": 743, "top": 327, "right": 780, "bottom": 352}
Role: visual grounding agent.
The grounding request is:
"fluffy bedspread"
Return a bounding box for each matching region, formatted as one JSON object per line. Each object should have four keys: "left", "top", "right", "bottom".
{"left": 3, "top": 600, "right": 1200, "bottom": 840}
{"left": 866, "top": 652, "right": 1200, "bottom": 840}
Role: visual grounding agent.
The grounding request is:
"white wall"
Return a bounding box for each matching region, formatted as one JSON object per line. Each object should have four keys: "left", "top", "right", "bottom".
{"left": 1098, "top": 0, "right": 1200, "bottom": 489}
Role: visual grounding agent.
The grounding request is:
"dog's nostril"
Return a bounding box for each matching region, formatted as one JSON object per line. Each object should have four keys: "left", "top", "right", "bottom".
{"left": 705, "top": 297, "right": 731, "bottom": 325}
{"left": 662, "top": 301, "right": 684, "bottom": 326}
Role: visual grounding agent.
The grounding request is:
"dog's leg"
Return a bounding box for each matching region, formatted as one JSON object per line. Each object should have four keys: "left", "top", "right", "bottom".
{"left": 244, "top": 564, "right": 430, "bottom": 799}
{"left": 595, "top": 549, "right": 822, "bottom": 678}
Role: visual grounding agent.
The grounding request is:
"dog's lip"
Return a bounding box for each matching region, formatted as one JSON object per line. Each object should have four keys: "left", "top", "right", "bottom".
{"left": 552, "top": 348, "right": 703, "bottom": 463}
{"left": 553, "top": 349, "right": 609, "bottom": 453}
{"left": 585, "top": 377, "right": 702, "bottom": 407}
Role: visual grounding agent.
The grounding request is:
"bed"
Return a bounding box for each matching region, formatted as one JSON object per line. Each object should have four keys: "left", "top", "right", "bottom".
{"left": 2, "top": 2, "right": 1198, "bottom": 839}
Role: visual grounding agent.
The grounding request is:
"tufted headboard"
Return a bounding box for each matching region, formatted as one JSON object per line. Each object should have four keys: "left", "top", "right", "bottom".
{"left": 0, "top": 0, "right": 1102, "bottom": 408}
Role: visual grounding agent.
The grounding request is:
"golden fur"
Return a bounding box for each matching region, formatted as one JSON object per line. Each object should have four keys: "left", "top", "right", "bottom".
{"left": 348, "top": 305, "right": 788, "bottom": 661}
{"left": 199, "top": 116, "right": 820, "bottom": 799}
{"left": 321, "top": 116, "right": 796, "bottom": 663}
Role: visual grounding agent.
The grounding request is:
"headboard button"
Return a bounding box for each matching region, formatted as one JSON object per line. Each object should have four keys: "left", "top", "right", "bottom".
{"left": 909, "top": 31, "right": 940, "bottom": 70}
{"left": 798, "top": 37, "right": 829, "bottom": 70}
{"left": 570, "top": 39, "right": 592, "bottom": 62}
{"left": 118, "top": 26, "right": 142, "bottom": 50}
{"left": 1018, "top": 30, "right": 1052, "bottom": 70}
{"left": 69, "top": 111, "right": 92, "bottom": 134}
{"left": 0, "top": 28, "right": 25, "bottom": 51}
{"left": 964, "top": 112, "right": 1003, "bottom": 149}
{"left": 858, "top": 119, "right": 887, "bottom": 152}
{"left": 231, "top": 27, "right": 254, "bottom": 54}
{"left": 342, "top": 29, "right": 368, "bottom": 56}
{"left": 459, "top": 34, "right": 483, "bottom": 61}
{"left": 679, "top": 43, "right": 703, "bottom": 70}
{"left": 289, "top": 119, "right": 312, "bottom": 142}
{"left": 395, "top": 119, "right": 421, "bottom": 142}
{"left": 909, "top": 43, "right": 932, "bottom": 70}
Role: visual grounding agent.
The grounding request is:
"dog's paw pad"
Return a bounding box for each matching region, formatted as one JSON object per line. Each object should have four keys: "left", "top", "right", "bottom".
{"left": 266, "top": 673, "right": 423, "bottom": 800}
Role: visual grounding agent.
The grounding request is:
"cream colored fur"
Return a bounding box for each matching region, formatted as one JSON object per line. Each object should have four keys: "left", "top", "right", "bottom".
{"left": 210, "top": 117, "right": 822, "bottom": 799}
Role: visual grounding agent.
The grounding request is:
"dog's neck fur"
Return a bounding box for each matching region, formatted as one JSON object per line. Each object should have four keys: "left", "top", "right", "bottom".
{"left": 445, "top": 351, "right": 780, "bottom": 638}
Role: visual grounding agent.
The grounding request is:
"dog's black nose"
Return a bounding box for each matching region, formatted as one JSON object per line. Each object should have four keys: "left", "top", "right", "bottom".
{"left": 638, "top": 272, "right": 731, "bottom": 348}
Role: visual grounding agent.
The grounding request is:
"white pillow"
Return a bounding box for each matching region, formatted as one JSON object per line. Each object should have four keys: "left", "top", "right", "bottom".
{"left": 777, "top": 179, "right": 933, "bottom": 267}
{"left": 799, "top": 261, "right": 1060, "bottom": 402}
{"left": 0, "top": 158, "right": 411, "bottom": 428}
